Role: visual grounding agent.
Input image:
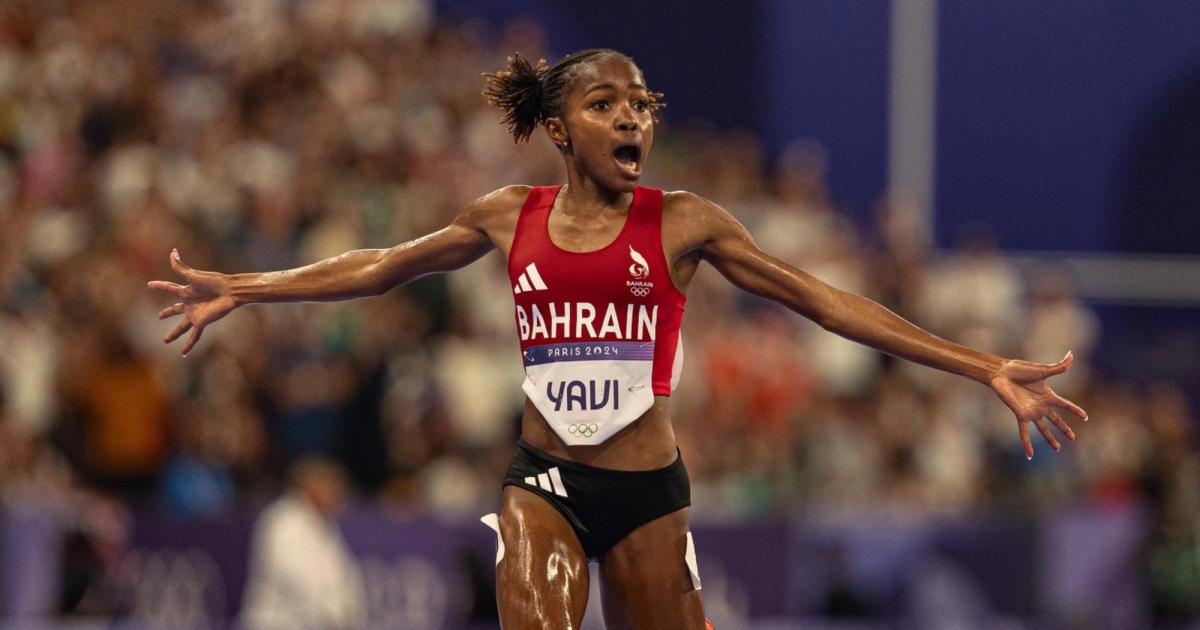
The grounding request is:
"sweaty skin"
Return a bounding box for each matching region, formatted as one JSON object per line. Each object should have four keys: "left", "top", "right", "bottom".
{"left": 151, "top": 55, "right": 1087, "bottom": 629}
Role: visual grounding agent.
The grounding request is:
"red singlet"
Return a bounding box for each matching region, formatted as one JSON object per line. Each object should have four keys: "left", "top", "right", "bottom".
{"left": 508, "top": 186, "right": 687, "bottom": 445}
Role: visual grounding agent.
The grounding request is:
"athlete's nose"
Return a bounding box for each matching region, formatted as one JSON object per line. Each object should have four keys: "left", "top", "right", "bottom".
{"left": 614, "top": 104, "right": 637, "bottom": 131}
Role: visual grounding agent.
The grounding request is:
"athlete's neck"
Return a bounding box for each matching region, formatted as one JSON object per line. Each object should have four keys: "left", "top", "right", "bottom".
{"left": 561, "top": 165, "right": 635, "bottom": 214}
{"left": 558, "top": 184, "right": 633, "bottom": 219}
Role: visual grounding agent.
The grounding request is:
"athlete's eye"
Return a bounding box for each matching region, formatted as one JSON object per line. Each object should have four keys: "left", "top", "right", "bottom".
{"left": 590, "top": 100, "right": 611, "bottom": 111}
{"left": 632, "top": 100, "right": 649, "bottom": 113}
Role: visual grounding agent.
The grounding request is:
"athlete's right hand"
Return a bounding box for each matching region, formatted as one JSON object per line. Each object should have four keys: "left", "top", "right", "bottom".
{"left": 148, "top": 249, "right": 237, "bottom": 356}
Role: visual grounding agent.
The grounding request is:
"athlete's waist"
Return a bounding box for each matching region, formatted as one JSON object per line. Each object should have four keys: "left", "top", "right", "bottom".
{"left": 514, "top": 438, "right": 683, "bottom": 477}
{"left": 518, "top": 397, "right": 678, "bottom": 470}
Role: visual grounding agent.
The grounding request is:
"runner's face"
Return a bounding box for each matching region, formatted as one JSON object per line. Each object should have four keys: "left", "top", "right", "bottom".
{"left": 555, "top": 57, "right": 655, "bottom": 193}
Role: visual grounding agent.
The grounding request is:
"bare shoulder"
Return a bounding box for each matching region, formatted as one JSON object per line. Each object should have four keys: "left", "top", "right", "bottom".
{"left": 662, "top": 189, "right": 715, "bottom": 215}
{"left": 455, "top": 185, "right": 531, "bottom": 229}
{"left": 472, "top": 184, "right": 532, "bottom": 212}
{"left": 662, "top": 190, "right": 749, "bottom": 252}
{"left": 451, "top": 185, "right": 532, "bottom": 255}
{"left": 663, "top": 190, "right": 742, "bottom": 224}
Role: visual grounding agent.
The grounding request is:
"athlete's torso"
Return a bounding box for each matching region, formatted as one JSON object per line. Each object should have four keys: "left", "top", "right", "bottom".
{"left": 508, "top": 186, "right": 687, "bottom": 456}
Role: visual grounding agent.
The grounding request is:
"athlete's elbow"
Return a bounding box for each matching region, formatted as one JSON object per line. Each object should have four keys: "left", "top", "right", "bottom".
{"left": 365, "top": 277, "right": 391, "bottom": 297}
{"left": 813, "top": 307, "right": 844, "bottom": 332}
{"left": 812, "top": 289, "right": 881, "bottom": 334}
{"left": 366, "top": 247, "right": 423, "bottom": 296}
{"left": 370, "top": 270, "right": 411, "bottom": 296}
{"left": 804, "top": 289, "right": 849, "bottom": 332}
{"left": 355, "top": 262, "right": 394, "bottom": 297}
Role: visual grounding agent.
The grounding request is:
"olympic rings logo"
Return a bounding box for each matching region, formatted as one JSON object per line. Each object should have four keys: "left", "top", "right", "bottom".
{"left": 630, "top": 286, "right": 651, "bottom": 297}
{"left": 568, "top": 423, "right": 599, "bottom": 438}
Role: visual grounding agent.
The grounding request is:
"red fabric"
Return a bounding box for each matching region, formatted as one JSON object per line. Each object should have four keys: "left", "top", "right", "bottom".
{"left": 509, "top": 186, "right": 687, "bottom": 395}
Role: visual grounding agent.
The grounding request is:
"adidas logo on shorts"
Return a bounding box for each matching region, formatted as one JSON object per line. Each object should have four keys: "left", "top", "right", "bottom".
{"left": 513, "top": 263, "right": 548, "bottom": 294}
{"left": 524, "top": 466, "right": 568, "bottom": 497}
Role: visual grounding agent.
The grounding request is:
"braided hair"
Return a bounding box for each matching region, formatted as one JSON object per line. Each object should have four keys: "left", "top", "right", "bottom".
{"left": 482, "top": 49, "right": 665, "bottom": 143}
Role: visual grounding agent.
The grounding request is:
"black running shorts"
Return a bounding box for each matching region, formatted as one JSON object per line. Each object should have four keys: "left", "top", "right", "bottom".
{"left": 502, "top": 438, "right": 691, "bottom": 560}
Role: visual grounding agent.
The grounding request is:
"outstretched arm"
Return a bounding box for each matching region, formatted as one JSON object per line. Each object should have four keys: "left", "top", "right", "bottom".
{"left": 684, "top": 193, "right": 1087, "bottom": 459}
{"left": 149, "top": 188, "right": 518, "bottom": 355}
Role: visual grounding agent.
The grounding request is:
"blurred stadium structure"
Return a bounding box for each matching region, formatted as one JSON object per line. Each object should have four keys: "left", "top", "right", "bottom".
{"left": 0, "top": 0, "right": 1198, "bottom": 628}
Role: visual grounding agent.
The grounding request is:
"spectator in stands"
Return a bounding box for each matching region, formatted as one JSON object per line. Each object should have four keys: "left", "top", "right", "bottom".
{"left": 239, "top": 456, "right": 365, "bottom": 629}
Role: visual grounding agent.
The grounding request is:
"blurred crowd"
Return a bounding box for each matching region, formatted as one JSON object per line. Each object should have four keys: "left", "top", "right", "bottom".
{"left": 0, "top": 0, "right": 1198, "bottom": 623}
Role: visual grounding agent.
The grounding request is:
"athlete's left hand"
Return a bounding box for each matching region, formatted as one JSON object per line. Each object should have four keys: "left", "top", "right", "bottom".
{"left": 148, "top": 249, "right": 237, "bottom": 356}
{"left": 989, "top": 351, "right": 1088, "bottom": 460}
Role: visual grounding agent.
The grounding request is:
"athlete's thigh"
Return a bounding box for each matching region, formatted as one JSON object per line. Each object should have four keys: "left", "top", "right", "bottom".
{"left": 598, "top": 507, "right": 707, "bottom": 630}
{"left": 496, "top": 485, "right": 590, "bottom": 629}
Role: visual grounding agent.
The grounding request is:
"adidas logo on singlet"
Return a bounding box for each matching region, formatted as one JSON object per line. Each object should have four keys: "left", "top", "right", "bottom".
{"left": 513, "top": 263, "right": 548, "bottom": 294}
{"left": 524, "top": 466, "right": 568, "bottom": 497}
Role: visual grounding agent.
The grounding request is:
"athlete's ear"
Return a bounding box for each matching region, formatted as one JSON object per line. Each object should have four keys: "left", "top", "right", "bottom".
{"left": 545, "top": 117, "right": 569, "bottom": 150}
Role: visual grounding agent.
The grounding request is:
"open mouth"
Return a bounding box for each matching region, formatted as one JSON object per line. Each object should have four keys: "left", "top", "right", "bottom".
{"left": 613, "top": 144, "right": 642, "bottom": 174}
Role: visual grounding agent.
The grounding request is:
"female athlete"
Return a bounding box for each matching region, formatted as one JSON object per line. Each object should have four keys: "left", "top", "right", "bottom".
{"left": 149, "top": 49, "right": 1087, "bottom": 629}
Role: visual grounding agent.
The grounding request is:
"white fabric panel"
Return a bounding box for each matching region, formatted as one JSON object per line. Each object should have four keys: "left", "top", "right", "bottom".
{"left": 685, "top": 531, "right": 702, "bottom": 591}
{"left": 480, "top": 513, "right": 505, "bottom": 566}
{"left": 522, "top": 358, "right": 655, "bottom": 445}
{"left": 669, "top": 337, "right": 684, "bottom": 392}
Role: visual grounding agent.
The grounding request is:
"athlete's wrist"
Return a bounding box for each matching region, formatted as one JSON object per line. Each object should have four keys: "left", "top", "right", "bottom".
{"left": 971, "top": 353, "right": 1008, "bottom": 385}
{"left": 226, "top": 272, "right": 265, "bottom": 307}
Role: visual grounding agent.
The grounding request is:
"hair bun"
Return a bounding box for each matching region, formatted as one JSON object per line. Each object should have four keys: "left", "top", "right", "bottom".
{"left": 482, "top": 53, "right": 550, "bottom": 143}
